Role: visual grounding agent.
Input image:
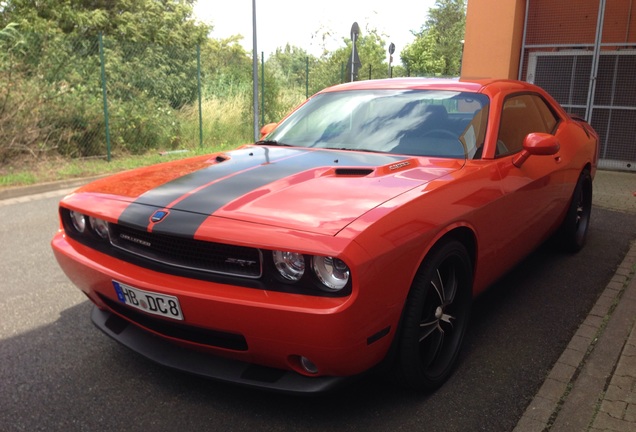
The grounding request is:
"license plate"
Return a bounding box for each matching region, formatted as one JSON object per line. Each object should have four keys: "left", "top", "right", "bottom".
{"left": 112, "top": 281, "right": 183, "bottom": 321}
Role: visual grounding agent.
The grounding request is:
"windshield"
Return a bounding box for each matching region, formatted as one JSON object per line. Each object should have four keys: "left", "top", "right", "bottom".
{"left": 266, "top": 89, "right": 490, "bottom": 159}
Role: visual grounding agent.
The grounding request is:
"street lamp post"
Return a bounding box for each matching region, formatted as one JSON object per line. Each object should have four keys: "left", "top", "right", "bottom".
{"left": 349, "top": 22, "right": 360, "bottom": 83}
{"left": 252, "top": 0, "right": 259, "bottom": 142}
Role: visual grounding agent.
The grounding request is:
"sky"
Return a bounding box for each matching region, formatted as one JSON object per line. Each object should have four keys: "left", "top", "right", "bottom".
{"left": 193, "top": 0, "right": 437, "bottom": 62}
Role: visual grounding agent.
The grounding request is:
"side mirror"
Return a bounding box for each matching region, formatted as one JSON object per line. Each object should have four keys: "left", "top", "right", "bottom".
{"left": 513, "top": 133, "right": 560, "bottom": 167}
{"left": 260, "top": 123, "right": 277, "bottom": 139}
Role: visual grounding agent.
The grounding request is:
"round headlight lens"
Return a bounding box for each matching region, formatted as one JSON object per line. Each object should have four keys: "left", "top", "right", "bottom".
{"left": 89, "top": 217, "right": 109, "bottom": 239}
{"left": 312, "top": 256, "right": 350, "bottom": 291}
{"left": 273, "top": 251, "right": 305, "bottom": 282}
{"left": 69, "top": 211, "right": 86, "bottom": 233}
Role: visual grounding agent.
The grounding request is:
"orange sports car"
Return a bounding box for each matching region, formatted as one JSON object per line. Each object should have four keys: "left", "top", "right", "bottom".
{"left": 52, "top": 78, "right": 599, "bottom": 393}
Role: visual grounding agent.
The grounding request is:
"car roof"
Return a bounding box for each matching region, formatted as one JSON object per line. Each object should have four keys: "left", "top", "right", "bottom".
{"left": 319, "top": 77, "right": 537, "bottom": 96}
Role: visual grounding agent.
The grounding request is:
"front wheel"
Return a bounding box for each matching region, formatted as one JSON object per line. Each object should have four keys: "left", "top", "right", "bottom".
{"left": 394, "top": 240, "right": 473, "bottom": 391}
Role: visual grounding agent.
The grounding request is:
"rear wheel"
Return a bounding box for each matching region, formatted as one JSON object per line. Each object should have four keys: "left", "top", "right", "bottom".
{"left": 394, "top": 240, "right": 472, "bottom": 390}
{"left": 558, "top": 170, "right": 592, "bottom": 252}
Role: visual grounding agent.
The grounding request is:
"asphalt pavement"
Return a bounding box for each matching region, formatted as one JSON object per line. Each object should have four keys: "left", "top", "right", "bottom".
{"left": 1, "top": 168, "right": 635, "bottom": 431}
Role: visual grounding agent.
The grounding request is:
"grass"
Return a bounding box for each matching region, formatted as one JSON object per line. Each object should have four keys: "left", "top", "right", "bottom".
{"left": 0, "top": 93, "right": 260, "bottom": 189}
{"left": 0, "top": 143, "right": 241, "bottom": 188}
{"left": 0, "top": 85, "right": 305, "bottom": 189}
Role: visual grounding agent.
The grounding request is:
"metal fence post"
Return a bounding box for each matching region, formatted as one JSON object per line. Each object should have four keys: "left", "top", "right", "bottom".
{"left": 305, "top": 57, "right": 309, "bottom": 99}
{"left": 252, "top": 0, "right": 259, "bottom": 142}
{"left": 260, "top": 52, "right": 264, "bottom": 127}
{"left": 98, "top": 33, "right": 112, "bottom": 162}
{"left": 585, "top": 0, "right": 606, "bottom": 123}
{"left": 197, "top": 44, "right": 203, "bottom": 148}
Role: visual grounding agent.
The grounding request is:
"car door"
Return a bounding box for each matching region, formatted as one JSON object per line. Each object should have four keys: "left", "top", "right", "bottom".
{"left": 489, "top": 93, "right": 565, "bottom": 271}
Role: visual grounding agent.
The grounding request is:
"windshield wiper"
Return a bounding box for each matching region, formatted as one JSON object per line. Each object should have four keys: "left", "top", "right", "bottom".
{"left": 254, "top": 139, "right": 292, "bottom": 146}
{"left": 331, "top": 147, "right": 389, "bottom": 154}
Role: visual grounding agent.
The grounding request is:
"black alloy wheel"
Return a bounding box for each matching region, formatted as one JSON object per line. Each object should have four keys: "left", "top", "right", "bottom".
{"left": 394, "top": 239, "right": 473, "bottom": 390}
{"left": 559, "top": 169, "right": 592, "bottom": 253}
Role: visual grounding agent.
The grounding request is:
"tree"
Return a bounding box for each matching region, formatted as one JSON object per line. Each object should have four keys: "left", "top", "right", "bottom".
{"left": 1, "top": 0, "right": 209, "bottom": 43}
{"left": 354, "top": 28, "right": 390, "bottom": 80}
{"left": 310, "top": 27, "right": 390, "bottom": 93}
{"left": 1, "top": 0, "right": 211, "bottom": 107}
{"left": 401, "top": 0, "right": 466, "bottom": 77}
{"left": 266, "top": 44, "right": 315, "bottom": 88}
{"left": 0, "top": 1, "right": 213, "bottom": 160}
{"left": 400, "top": 29, "right": 445, "bottom": 76}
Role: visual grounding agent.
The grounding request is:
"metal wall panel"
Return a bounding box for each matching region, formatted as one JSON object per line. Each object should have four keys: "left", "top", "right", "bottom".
{"left": 520, "top": 0, "right": 636, "bottom": 171}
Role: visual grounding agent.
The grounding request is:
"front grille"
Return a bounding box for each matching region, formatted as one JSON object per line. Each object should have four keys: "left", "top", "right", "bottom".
{"left": 99, "top": 294, "right": 248, "bottom": 351}
{"left": 109, "top": 224, "right": 262, "bottom": 278}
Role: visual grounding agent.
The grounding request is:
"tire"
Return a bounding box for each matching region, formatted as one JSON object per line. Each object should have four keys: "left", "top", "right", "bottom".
{"left": 394, "top": 239, "right": 473, "bottom": 391}
{"left": 558, "top": 170, "right": 592, "bottom": 253}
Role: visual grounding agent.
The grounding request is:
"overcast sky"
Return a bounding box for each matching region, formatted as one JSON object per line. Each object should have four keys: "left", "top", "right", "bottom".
{"left": 193, "top": 0, "right": 437, "bottom": 62}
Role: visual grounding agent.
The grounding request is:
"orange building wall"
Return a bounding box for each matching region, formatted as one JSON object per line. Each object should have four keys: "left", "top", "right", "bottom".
{"left": 525, "top": 0, "right": 636, "bottom": 45}
{"left": 525, "top": 0, "right": 599, "bottom": 45}
{"left": 603, "top": 0, "right": 636, "bottom": 44}
{"left": 462, "top": 0, "right": 636, "bottom": 80}
{"left": 461, "top": 0, "right": 526, "bottom": 79}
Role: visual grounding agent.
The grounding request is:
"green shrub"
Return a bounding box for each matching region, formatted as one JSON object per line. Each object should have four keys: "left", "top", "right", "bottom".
{"left": 109, "top": 96, "right": 182, "bottom": 155}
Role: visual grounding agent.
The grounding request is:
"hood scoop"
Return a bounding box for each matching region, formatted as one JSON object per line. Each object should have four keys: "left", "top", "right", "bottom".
{"left": 334, "top": 167, "right": 374, "bottom": 177}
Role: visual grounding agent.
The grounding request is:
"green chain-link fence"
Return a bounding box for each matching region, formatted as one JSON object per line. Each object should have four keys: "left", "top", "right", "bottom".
{"left": 1, "top": 32, "right": 283, "bottom": 164}
{"left": 1, "top": 31, "right": 403, "bottom": 165}
{"left": 2, "top": 31, "right": 106, "bottom": 161}
{"left": 100, "top": 34, "right": 204, "bottom": 159}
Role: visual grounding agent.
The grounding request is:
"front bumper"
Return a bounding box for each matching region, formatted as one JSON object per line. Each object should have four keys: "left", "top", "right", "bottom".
{"left": 91, "top": 307, "right": 347, "bottom": 393}
{"left": 52, "top": 231, "right": 400, "bottom": 391}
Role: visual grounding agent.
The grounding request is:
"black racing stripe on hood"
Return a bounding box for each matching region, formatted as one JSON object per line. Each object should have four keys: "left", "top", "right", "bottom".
{"left": 117, "top": 147, "right": 303, "bottom": 235}
{"left": 170, "top": 149, "right": 406, "bottom": 216}
{"left": 118, "top": 147, "right": 406, "bottom": 237}
{"left": 133, "top": 147, "right": 301, "bottom": 208}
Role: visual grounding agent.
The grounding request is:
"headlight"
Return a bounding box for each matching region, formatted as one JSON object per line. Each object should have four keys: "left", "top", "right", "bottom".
{"left": 69, "top": 211, "right": 86, "bottom": 233}
{"left": 312, "top": 256, "right": 350, "bottom": 291}
{"left": 273, "top": 251, "right": 305, "bottom": 282}
{"left": 89, "top": 217, "right": 109, "bottom": 239}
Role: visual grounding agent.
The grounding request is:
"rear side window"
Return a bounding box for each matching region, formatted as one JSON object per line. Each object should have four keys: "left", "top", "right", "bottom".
{"left": 496, "top": 94, "right": 559, "bottom": 157}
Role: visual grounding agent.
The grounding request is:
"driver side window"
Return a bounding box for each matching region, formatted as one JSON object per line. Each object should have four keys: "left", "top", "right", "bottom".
{"left": 496, "top": 94, "right": 559, "bottom": 157}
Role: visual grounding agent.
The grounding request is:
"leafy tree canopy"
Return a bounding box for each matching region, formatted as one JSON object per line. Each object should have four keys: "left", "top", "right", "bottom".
{"left": 309, "top": 26, "right": 389, "bottom": 92}
{"left": 0, "top": 0, "right": 210, "bottom": 45}
{"left": 401, "top": 0, "right": 465, "bottom": 77}
{"left": 266, "top": 44, "right": 316, "bottom": 89}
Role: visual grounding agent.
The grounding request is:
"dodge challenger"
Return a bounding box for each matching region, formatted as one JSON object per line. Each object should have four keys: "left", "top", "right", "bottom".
{"left": 51, "top": 78, "right": 599, "bottom": 393}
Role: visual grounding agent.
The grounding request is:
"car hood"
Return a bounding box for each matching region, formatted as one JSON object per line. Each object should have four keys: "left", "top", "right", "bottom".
{"left": 75, "top": 146, "right": 463, "bottom": 236}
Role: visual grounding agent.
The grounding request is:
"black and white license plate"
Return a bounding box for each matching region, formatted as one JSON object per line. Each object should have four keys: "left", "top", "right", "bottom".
{"left": 112, "top": 281, "right": 183, "bottom": 320}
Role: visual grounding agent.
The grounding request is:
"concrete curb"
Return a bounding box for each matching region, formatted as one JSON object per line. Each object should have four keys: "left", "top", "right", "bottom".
{"left": 513, "top": 240, "right": 636, "bottom": 432}
{"left": 0, "top": 175, "right": 109, "bottom": 201}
